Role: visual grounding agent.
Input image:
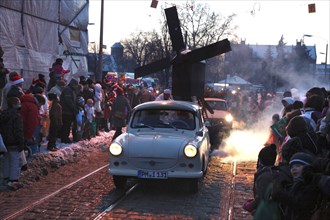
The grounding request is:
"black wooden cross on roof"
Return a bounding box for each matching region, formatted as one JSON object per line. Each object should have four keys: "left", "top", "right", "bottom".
{"left": 135, "top": 6, "right": 231, "bottom": 102}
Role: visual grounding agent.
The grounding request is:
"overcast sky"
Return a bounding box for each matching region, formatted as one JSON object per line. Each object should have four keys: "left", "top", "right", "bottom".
{"left": 88, "top": 0, "right": 330, "bottom": 64}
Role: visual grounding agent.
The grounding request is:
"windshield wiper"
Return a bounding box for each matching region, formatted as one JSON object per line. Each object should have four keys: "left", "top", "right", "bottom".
{"left": 158, "top": 121, "right": 178, "bottom": 131}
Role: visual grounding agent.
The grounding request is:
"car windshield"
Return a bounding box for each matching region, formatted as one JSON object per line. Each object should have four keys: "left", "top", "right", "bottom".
{"left": 131, "top": 109, "right": 195, "bottom": 130}
{"left": 206, "top": 100, "right": 227, "bottom": 111}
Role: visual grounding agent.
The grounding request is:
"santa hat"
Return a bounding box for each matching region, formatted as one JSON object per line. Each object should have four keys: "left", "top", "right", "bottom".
{"left": 10, "top": 75, "right": 24, "bottom": 85}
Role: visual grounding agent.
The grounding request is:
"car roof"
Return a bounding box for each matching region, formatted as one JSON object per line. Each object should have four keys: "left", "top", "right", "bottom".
{"left": 204, "top": 97, "right": 227, "bottom": 102}
{"left": 133, "top": 100, "right": 201, "bottom": 112}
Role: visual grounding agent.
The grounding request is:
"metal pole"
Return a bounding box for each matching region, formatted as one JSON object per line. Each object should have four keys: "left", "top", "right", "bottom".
{"left": 325, "top": 43, "right": 328, "bottom": 89}
{"left": 97, "top": 0, "right": 104, "bottom": 82}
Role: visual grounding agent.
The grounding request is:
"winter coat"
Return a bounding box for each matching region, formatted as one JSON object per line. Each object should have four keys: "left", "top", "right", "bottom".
{"left": 94, "top": 83, "right": 103, "bottom": 112}
{"left": 76, "top": 107, "right": 85, "bottom": 131}
{"left": 20, "top": 94, "right": 40, "bottom": 140}
{"left": 0, "top": 108, "right": 24, "bottom": 151}
{"left": 273, "top": 176, "right": 320, "bottom": 220}
{"left": 85, "top": 104, "right": 95, "bottom": 123}
{"left": 0, "top": 66, "right": 9, "bottom": 89}
{"left": 0, "top": 82, "right": 12, "bottom": 110}
{"left": 49, "top": 64, "right": 70, "bottom": 80}
{"left": 111, "top": 94, "right": 131, "bottom": 127}
{"left": 49, "top": 99, "right": 62, "bottom": 126}
{"left": 60, "top": 82, "right": 77, "bottom": 116}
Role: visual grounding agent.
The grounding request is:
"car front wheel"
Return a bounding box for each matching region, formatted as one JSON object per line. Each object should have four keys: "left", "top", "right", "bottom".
{"left": 113, "top": 175, "right": 127, "bottom": 189}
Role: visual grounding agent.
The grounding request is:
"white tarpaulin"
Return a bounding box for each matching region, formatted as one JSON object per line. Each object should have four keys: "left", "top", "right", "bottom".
{"left": 219, "top": 75, "right": 252, "bottom": 85}
{"left": 0, "top": 0, "right": 89, "bottom": 88}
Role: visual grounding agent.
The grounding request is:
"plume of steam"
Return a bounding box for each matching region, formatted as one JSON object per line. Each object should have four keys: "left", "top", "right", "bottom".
{"left": 215, "top": 102, "right": 283, "bottom": 162}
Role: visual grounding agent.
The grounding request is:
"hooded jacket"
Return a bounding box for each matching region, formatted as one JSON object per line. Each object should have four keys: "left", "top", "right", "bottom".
{"left": 20, "top": 94, "right": 40, "bottom": 140}
{"left": 0, "top": 107, "right": 24, "bottom": 151}
{"left": 60, "top": 79, "right": 78, "bottom": 116}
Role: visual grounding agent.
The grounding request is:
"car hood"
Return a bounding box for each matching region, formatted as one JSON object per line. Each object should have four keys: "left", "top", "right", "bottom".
{"left": 127, "top": 132, "right": 192, "bottom": 158}
{"left": 120, "top": 131, "right": 196, "bottom": 169}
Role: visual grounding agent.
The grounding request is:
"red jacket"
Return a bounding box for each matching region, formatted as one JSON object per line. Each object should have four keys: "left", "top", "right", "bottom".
{"left": 20, "top": 94, "right": 40, "bottom": 140}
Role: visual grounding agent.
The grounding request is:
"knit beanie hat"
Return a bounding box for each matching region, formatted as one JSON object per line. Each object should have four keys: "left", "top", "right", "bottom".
{"left": 286, "top": 116, "right": 307, "bottom": 137}
{"left": 289, "top": 152, "right": 314, "bottom": 166}
{"left": 258, "top": 144, "right": 277, "bottom": 167}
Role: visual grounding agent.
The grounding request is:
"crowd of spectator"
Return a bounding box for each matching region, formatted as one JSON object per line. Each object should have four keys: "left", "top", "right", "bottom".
{"left": 0, "top": 61, "right": 172, "bottom": 190}
{"left": 242, "top": 87, "right": 330, "bottom": 219}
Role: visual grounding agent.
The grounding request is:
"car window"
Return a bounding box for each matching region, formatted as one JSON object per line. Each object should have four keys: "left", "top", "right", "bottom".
{"left": 131, "top": 109, "right": 195, "bottom": 130}
{"left": 206, "top": 101, "right": 227, "bottom": 111}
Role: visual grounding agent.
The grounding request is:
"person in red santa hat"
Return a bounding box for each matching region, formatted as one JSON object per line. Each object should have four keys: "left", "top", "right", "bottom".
{"left": 4, "top": 73, "right": 25, "bottom": 108}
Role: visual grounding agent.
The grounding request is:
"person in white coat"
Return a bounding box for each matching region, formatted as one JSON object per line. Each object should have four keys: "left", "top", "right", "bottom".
{"left": 155, "top": 89, "right": 172, "bottom": 101}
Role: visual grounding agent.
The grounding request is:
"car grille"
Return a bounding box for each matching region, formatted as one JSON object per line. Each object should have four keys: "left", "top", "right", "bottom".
{"left": 131, "top": 158, "right": 177, "bottom": 170}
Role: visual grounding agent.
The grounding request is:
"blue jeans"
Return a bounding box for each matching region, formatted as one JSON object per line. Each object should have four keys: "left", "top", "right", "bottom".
{"left": 29, "top": 125, "right": 42, "bottom": 154}
{"left": 3, "top": 150, "right": 21, "bottom": 181}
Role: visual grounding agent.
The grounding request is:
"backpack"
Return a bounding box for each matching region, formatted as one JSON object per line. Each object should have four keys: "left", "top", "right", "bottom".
{"left": 253, "top": 183, "right": 283, "bottom": 220}
{"left": 253, "top": 165, "right": 292, "bottom": 199}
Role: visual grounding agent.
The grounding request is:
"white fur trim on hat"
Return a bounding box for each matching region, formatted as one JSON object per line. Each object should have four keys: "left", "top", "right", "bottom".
{"left": 11, "top": 77, "right": 24, "bottom": 86}
{"left": 289, "top": 159, "right": 310, "bottom": 166}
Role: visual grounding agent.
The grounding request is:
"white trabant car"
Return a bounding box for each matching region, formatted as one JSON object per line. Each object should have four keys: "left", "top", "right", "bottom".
{"left": 108, "top": 100, "right": 211, "bottom": 193}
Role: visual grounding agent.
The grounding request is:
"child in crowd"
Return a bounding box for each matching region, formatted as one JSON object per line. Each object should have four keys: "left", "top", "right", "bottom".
{"left": 75, "top": 96, "right": 85, "bottom": 142}
{"left": 94, "top": 83, "right": 103, "bottom": 134}
{"left": 84, "top": 99, "right": 95, "bottom": 139}
{"left": 271, "top": 152, "right": 319, "bottom": 219}
{"left": 0, "top": 97, "right": 25, "bottom": 190}
{"left": 47, "top": 93, "right": 62, "bottom": 151}
{"left": 47, "top": 58, "right": 70, "bottom": 91}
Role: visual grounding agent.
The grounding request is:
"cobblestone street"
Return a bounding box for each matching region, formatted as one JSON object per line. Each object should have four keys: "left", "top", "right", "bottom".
{"left": 0, "top": 133, "right": 256, "bottom": 219}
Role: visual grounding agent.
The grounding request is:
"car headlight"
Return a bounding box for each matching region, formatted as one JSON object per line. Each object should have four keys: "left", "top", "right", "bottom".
{"left": 184, "top": 144, "right": 197, "bottom": 158}
{"left": 109, "top": 143, "right": 122, "bottom": 156}
{"left": 225, "top": 114, "right": 233, "bottom": 122}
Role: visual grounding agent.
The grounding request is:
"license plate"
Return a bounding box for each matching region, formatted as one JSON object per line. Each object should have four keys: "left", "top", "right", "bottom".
{"left": 137, "top": 170, "right": 168, "bottom": 179}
